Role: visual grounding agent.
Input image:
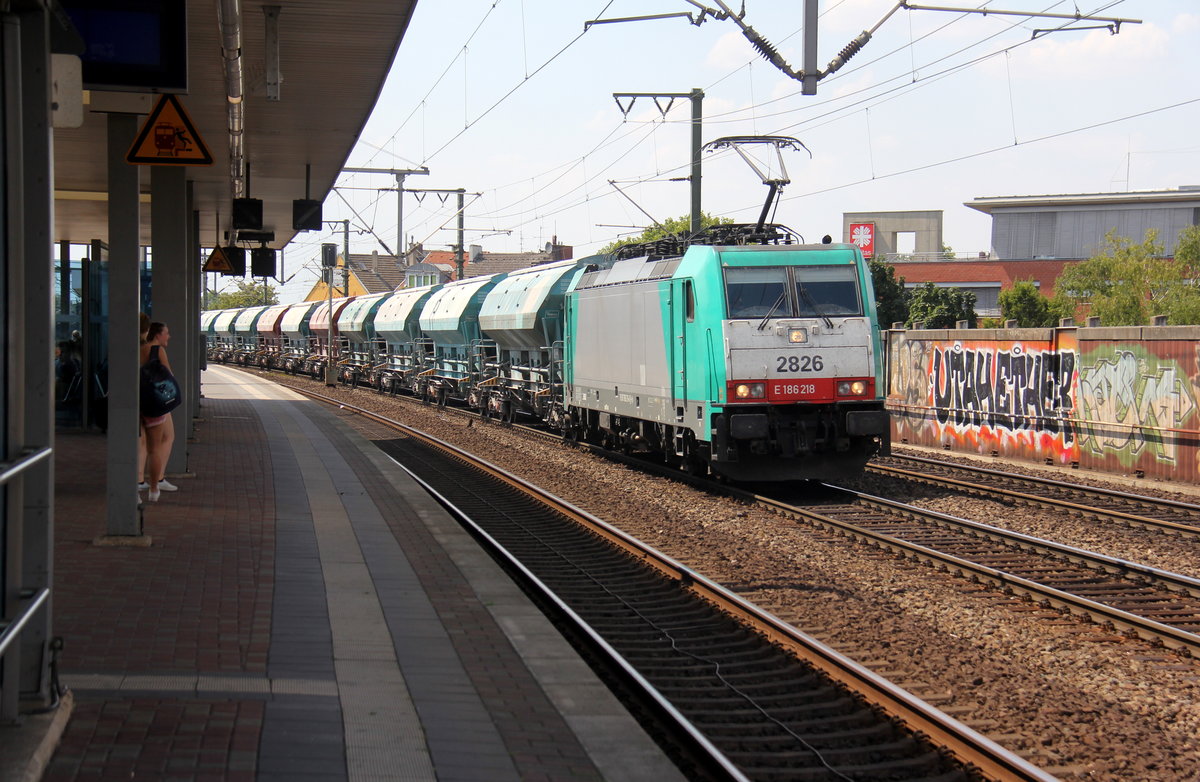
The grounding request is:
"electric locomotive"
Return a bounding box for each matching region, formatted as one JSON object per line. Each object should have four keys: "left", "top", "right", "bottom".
{"left": 203, "top": 223, "right": 887, "bottom": 482}
{"left": 560, "top": 223, "right": 889, "bottom": 482}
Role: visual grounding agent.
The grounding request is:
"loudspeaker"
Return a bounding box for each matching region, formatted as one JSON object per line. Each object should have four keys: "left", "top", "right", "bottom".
{"left": 223, "top": 246, "right": 246, "bottom": 276}
{"left": 293, "top": 199, "right": 322, "bottom": 231}
{"left": 232, "top": 198, "right": 263, "bottom": 230}
{"left": 251, "top": 247, "right": 277, "bottom": 277}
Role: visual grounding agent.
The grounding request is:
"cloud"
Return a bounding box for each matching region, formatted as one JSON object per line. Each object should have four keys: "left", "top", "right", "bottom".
{"left": 1019, "top": 22, "right": 1170, "bottom": 78}
{"left": 1173, "top": 13, "right": 1200, "bottom": 35}
{"left": 707, "top": 29, "right": 759, "bottom": 70}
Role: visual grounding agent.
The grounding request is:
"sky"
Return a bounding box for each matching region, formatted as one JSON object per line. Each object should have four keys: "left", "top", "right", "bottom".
{"left": 271, "top": 0, "right": 1200, "bottom": 303}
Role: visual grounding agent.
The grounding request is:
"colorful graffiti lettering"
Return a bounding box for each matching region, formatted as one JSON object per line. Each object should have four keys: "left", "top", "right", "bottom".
{"left": 931, "top": 343, "right": 1076, "bottom": 443}
{"left": 1077, "top": 349, "right": 1199, "bottom": 465}
{"left": 890, "top": 338, "right": 931, "bottom": 409}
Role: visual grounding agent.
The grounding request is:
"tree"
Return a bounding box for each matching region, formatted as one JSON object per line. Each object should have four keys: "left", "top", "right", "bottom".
{"left": 998, "top": 279, "right": 1067, "bottom": 327}
{"left": 1158, "top": 225, "right": 1200, "bottom": 325}
{"left": 1053, "top": 227, "right": 1200, "bottom": 326}
{"left": 907, "top": 282, "right": 976, "bottom": 328}
{"left": 868, "top": 258, "right": 909, "bottom": 327}
{"left": 204, "top": 279, "right": 278, "bottom": 310}
{"left": 599, "top": 212, "right": 733, "bottom": 255}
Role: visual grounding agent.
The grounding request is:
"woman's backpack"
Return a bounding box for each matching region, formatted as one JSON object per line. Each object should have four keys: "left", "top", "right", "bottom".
{"left": 140, "top": 345, "right": 181, "bottom": 417}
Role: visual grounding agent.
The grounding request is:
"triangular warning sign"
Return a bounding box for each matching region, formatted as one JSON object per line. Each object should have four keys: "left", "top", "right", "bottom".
{"left": 203, "top": 247, "right": 233, "bottom": 273}
{"left": 126, "top": 94, "right": 213, "bottom": 166}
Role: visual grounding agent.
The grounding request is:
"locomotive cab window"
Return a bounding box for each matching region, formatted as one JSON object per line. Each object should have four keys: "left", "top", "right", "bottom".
{"left": 724, "top": 267, "right": 789, "bottom": 318}
{"left": 795, "top": 265, "right": 862, "bottom": 316}
{"left": 724, "top": 265, "right": 861, "bottom": 319}
{"left": 684, "top": 280, "right": 695, "bottom": 322}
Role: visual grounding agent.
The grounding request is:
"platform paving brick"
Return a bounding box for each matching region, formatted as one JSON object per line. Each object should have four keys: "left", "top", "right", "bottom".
{"left": 49, "top": 398, "right": 277, "bottom": 781}
{"left": 307, "top": 409, "right": 607, "bottom": 782}
{"left": 45, "top": 698, "right": 263, "bottom": 782}
{"left": 42, "top": 366, "right": 682, "bottom": 782}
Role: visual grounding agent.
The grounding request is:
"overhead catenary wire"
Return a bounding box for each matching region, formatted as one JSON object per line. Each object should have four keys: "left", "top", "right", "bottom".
{"left": 322, "top": 0, "right": 1179, "bottom": 263}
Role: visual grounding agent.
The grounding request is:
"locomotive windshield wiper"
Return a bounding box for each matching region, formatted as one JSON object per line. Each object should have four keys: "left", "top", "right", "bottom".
{"left": 757, "top": 290, "right": 788, "bottom": 330}
{"left": 796, "top": 282, "right": 834, "bottom": 329}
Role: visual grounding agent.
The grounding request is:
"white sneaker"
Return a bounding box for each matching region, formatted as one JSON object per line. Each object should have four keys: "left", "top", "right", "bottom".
{"left": 148, "top": 489, "right": 160, "bottom": 502}
{"left": 157, "top": 479, "right": 179, "bottom": 492}
{"left": 137, "top": 482, "right": 149, "bottom": 491}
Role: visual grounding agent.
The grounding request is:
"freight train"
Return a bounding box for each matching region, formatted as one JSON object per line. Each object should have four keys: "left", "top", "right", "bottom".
{"left": 204, "top": 224, "right": 889, "bottom": 481}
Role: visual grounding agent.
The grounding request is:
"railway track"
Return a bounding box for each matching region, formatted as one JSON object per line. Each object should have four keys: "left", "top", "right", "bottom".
{"left": 265, "top": 370, "right": 1200, "bottom": 656}
{"left": 289, "top": 382, "right": 1051, "bottom": 782}
{"left": 265, "top": 370, "right": 1200, "bottom": 651}
{"left": 870, "top": 453, "right": 1200, "bottom": 538}
{"left": 752, "top": 482, "right": 1200, "bottom": 656}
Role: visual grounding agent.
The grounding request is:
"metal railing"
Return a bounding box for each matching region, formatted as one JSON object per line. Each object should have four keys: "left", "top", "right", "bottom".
{"left": 879, "top": 251, "right": 991, "bottom": 263}
{"left": 0, "top": 446, "right": 55, "bottom": 720}
{"left": 0, "top": 588, "right": 49, "bottom": 660}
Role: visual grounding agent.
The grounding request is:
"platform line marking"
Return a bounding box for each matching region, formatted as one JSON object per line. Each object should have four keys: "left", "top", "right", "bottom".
{"left": 62, "top": 673, "right": 338, "bottom": 697}
{"left": 276, "top": 403, "right": 436, "bottom": 782}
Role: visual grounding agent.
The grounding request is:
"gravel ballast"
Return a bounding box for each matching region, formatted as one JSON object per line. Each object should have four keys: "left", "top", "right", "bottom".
{"left": 247, "top": 370, "right": 1200, "bottom": 780}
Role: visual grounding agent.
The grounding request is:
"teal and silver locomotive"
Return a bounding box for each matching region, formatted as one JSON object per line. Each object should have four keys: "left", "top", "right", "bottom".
{"left": 206, "top": 223, "right": 888, "bottom": 482}
{"left": 561, "top": 223, "right": 889, "bottom": 481}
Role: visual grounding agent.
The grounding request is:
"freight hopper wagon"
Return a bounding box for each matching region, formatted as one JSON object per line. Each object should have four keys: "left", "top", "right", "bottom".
{"left": 374, "top": 284, "right": 442, "bottom": 394}
{"left": 563, "top": 224, "right": 889, "bottom": 482}
{"left": 201, "top": 310, "right": 221, "bottom": 358}
{"left": 417, "top": 274, "right": 506, "bottom": 405}
{"left": 474, "top": 258, "right": 605, "bottom": 423}
{"left": 253, "top": 303, "right": 292, "bottom": 368}
{"left": 278, "top": 301, "right": 319, "bottom": 374}
{"left": 307, "top": 297, "right": 354, "bottom": 377}
{"left": 210, "top": 309, "right": 240, "bottom": 363}
{"left": 230, "top": 306, "right": 269, "bottom": 365}
{"left": 336, "top": 292, "right": 391, "bottom": 387}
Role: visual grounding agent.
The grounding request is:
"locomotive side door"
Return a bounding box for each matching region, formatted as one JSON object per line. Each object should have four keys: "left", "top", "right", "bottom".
{"left": 669, "top": 278, "right": 691, "bottom": 418}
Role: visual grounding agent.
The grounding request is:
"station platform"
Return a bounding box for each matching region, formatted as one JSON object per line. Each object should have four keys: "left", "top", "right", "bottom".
{"left": 12, "top": 365, "right": 683, "bottom": 782}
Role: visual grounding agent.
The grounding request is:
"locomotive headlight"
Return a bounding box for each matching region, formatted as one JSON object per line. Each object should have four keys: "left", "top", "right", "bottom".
{"left": 788, "top": 328, "right": 807, "bottom": 344}
{"left": 837, "top": 380, "right": 868, "bottom": 396}
{"left": 735, "top": 382, "right": 766, "bottom": 399}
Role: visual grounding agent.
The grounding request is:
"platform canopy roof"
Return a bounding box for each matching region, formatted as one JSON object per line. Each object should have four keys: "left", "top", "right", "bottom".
{"left": 52, "top": 0, "right": 418, "bottom": 250}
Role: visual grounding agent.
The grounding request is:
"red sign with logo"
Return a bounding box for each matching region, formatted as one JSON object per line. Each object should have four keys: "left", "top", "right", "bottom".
{"left": 849, "top": 222, "right": 875, "bottom": 258}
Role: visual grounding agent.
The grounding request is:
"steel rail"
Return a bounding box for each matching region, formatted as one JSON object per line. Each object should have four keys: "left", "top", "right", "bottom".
{"left": 869, "top": 460, "right": 1200, "bottom": 538}
{"left": 744, "top": 485, "right": 1200, "bottom": 656}
{"left": 885, "top": 452, "right": 1200, "bottom": 517}
{"left": 284, "top": 381, "right": 1054, "bottom": 782}
{"left": 388, "top": 456, "right": 750, "bottom": 782}
{"left": 846, "top": 487, "right": 1200, "bottom": 598}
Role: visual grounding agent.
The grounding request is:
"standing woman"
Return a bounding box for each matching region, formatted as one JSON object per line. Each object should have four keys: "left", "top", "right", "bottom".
{"left": 137, "top": 313, "right": 150, "bottom": 499}
{"left": 141, "top": 321, "right": 179, "bottom": 501}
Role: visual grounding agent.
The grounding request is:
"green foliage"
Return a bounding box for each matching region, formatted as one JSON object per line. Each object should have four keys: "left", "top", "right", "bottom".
{"left": 204, "top": 279, "right": 278, "bottom": 310}
{"left": 599, "top": 213, "right": 733, "bottom": 255}
{"left": 868, "top": 259, "right": 909, "bottom": 327}
{"left": 998, "top": 279, "right": 1065, "bottom": 327}
{"left": 906, "top": 282, "right": 977, "bottom": 328}
{"left": 1158, "top": 225, "right": 1200, "bottom": 325}
{"left": 1053, "top": 227, "right": 1200, "bottom": 326}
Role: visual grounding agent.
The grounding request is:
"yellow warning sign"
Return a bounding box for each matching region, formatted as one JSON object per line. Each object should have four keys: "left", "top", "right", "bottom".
{"left": 126, "top": 94, "right": 213, "bottom": 166}
{"left": 203, "top": 247, "right": 233, "bottom": 273}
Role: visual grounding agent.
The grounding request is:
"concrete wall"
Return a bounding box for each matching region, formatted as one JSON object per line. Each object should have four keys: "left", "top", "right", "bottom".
{"left": 843, "top": 210, "right": 943, "bottom": 257}
{"left": 886, "top": 325, "right": 1200, "bottom": 484}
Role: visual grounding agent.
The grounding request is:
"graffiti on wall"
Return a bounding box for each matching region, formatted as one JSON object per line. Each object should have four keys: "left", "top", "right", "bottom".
{"left": 1077, "top": 347, "right": 1199, "bottom": 466}
{"left": 889, "top": 335, "right": 1077, "bottom": 459}
{"left": 932, "top": 343, "right": 1075, "bottom": 439}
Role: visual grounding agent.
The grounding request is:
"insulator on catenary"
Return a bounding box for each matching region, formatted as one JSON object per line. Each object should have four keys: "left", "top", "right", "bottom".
{"left": 746, "top": 29, "right": 792, "bottom": 73}
{"left": 824, "top": 31, "right": 871, "bottom": 76}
